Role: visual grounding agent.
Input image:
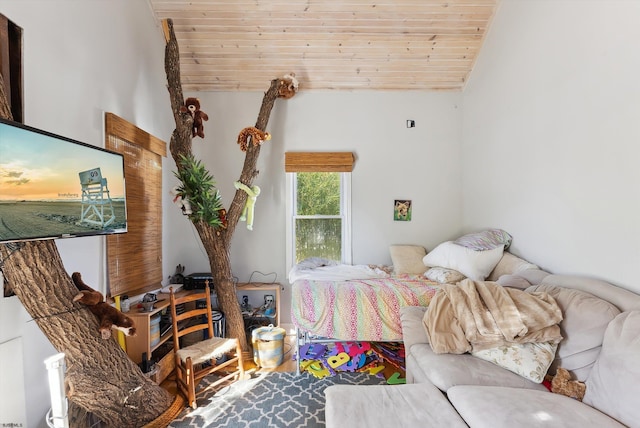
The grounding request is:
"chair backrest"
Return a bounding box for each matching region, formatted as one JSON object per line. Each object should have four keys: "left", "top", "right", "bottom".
{"left": 169, "top": 283, "right": 215, "bottom": 353}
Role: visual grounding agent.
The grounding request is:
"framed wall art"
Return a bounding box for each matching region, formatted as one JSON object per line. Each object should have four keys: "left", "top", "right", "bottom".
{"left": 394, "top": 199, "right": 412, "bottom": 221}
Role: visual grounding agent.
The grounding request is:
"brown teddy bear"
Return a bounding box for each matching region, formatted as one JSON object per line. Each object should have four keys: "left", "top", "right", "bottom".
{"left": 550, "top": 367, "right": 586, "bottom": 401}
{"left": 72, "top": 272, "right": 136, "bottom": 339}
{"left": 180, "top": 97, "right": 209, "bottom": 138}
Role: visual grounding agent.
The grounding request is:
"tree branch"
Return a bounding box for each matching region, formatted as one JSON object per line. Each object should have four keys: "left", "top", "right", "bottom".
{"left": 162, "top": 18, "right": 297, "bottom": 351}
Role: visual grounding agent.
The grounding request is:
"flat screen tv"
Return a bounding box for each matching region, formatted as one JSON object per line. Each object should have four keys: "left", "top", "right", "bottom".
{"left": 0, "top": 118, "right": 127, "bottom": 244}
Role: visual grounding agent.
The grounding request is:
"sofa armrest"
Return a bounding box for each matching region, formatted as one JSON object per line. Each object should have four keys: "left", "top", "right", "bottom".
{"left": 400, "top": 306, "right": 429, "bottom": 351}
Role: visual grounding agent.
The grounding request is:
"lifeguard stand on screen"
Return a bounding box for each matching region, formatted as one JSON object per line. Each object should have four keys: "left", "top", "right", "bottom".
{"left": 78, "top": 167, "right": 115, "bottom": 228}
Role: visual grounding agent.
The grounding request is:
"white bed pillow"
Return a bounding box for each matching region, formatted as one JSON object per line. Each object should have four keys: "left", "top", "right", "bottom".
{"left": 390, "top": 245, "right": 428, "bottom": 275}
{"left": 422, "top": 241, "right": 504, "bottom": 281}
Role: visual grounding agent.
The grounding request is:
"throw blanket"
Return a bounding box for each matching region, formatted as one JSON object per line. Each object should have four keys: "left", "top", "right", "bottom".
{"left": 423, "top": 279, "right": 563, "bottom": 354}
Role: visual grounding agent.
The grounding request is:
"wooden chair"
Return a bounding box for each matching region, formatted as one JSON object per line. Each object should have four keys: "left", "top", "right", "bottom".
{"left": 169, "top": 283, "right": 245, "bottom": 409}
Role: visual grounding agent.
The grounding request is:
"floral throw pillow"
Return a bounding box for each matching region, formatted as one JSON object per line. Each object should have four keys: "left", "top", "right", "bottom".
{"left": 471, "top": 341, "right": 558, "bottom": 383}
{"left": 424, "top": 267, "right": 466, "bottom": 284}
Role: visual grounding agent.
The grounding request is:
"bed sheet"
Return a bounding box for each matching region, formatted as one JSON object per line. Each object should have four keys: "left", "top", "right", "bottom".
{"left": 291, "top": 275, "right": 440, "bottom": 342}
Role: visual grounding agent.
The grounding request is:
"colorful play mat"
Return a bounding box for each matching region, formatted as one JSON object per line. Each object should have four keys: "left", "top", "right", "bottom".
{"left": 296, "top": 341, "right": 406, "bottom": 384}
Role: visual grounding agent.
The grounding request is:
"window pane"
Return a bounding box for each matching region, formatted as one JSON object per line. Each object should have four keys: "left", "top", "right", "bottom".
{"left": 296, "top": 172, "right": 340, "bottom": 215}
{"left": 295, "top": 218, "right": 341, "bottom": 262}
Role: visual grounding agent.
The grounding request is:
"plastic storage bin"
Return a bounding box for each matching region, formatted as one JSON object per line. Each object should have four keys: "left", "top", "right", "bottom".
{"left": 251, "top": 325, "right": 286, "bottom": 368}
{"left": 149, "top": 314, "right": 161, "bottom": 347}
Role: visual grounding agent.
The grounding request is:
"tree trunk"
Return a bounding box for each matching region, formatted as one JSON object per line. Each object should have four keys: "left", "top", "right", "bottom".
{"left": 0, "top": 243, "right": 174, "bottom": 427}
{"left": 163, "top": 18, "right": 285, "bottom": 351}
{"left": 0, "top": 72, "right": 173, "bottom": 426}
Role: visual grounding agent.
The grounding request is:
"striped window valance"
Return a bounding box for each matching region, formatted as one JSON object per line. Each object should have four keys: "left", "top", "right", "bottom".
{"left": 284, "top": 152, "right": 355, "bottom": 172}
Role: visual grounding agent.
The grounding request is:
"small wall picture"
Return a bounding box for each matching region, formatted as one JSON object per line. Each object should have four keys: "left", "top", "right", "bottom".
{"left": 394, "top": 199, "right": 412, "bottom": 221}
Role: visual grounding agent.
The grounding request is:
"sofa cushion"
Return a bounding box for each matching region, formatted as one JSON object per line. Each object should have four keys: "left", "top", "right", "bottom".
{"left": 448, "top": 385, "right": 626, "bottom": 428}
{"left": 325, "top": 382, "right": 467, "bottom": 428}
{"left": 422, "top": 241, "right": 503, "bottom": 281}
{"left": 407, "top": 343, "right": 547, "bottom": 392}
{"left": 486, "top": 252, "right": 538, "bottom": 281}
{"left": 526, "top": 284, "right": 620, "bottom": 381}
{"left": 516, "top": 268, "right": 551, "bottom": 286}
{"left": 389, "top": 245, "right": 427, "bottom": 275}
{"left": 583, "top": 311, "right": 640, "bottom": 428}
{"left": 540, "top": 274, "right": 640, "bottom": 312}
{"left": 495, "top": 274, "right": 531, "bottom": 290}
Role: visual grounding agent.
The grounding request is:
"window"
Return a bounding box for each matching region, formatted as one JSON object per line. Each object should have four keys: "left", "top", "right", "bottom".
{"left": 285, "top": 152, "right": 354, "bottom": 274}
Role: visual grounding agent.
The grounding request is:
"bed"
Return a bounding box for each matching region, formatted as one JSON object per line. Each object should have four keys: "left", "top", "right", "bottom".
{"left": 289, "top": 230, "right": 518, "bottom": 375}
{"left": 289, "top": 258, "right": 442, "bottom": 374}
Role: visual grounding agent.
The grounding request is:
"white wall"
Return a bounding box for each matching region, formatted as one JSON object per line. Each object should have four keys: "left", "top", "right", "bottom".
{"left": 462, "top": 0, "right": 640, "bottom": 293}
{"left": 0, "top": 3, "right": 463, "bottom": 425}
{"left": 0, "top": 1, "right": 172, "bottom": 426}
{"left": 6, "top": 0, "right": 639, "bottom": 425}
{"left": 164, "top": 90, "right": 464, "bottom": 323}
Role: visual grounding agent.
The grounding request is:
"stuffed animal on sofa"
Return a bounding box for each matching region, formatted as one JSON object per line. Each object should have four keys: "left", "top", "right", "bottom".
{"left": 234, "top": 181, "right": 261, "bottom": 230}
{"left": 236, "top": 126, "right": 271, "bottom": 152}
{"left": 550, "top": 367, "right": 586, "bottom": 401}
{"left": 180, "top": 97, "right": 209, "bottom": 139}
{"left": 72, "top": 272, "right": 136, "bottom": 339}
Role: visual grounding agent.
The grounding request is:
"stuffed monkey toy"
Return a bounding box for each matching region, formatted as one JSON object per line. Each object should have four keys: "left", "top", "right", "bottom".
{"left": 278, "top": 72, "right": 299, "bottom": 99}
{"left": 234, "top": 181, "right": 261, "bottom": 230}
{"left": 72, "top": 272, "right": 136, "bottom": 339}
{"left": 237, "top": 127, "right": 271, "bottom": 152}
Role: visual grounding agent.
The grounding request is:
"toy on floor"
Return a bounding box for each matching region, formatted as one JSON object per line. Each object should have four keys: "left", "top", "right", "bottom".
{"left": 296, "top": 341, "right": 405, "bottom": 382}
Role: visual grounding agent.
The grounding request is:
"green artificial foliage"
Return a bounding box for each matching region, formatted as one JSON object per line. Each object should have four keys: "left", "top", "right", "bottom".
{"left": 174, "top": 154, "right": 224, "bottom": 228}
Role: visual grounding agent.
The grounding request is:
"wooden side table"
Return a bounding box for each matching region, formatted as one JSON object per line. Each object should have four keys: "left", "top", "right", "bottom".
{"left": 236, "top": 282, "right": 281, "bottom": 326}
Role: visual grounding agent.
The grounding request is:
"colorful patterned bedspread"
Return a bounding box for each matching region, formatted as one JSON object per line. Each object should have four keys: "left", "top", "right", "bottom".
{"left": 291, "top": 275, "right": 440, "bottom": 341}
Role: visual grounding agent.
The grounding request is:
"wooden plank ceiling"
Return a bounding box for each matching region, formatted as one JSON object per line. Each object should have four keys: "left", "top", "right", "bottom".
{"left": 147, "top": 0, "right": 499, "bottom": 92}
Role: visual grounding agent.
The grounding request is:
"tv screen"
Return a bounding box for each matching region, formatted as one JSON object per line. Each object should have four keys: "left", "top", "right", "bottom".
{"left": 0, "top": 118, "right": 127, "bottom": 243}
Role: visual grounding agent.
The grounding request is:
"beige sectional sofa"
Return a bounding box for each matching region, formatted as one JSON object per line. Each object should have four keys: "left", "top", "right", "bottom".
{"left": 325, "top": 256, "right": 640, "bottom": 428}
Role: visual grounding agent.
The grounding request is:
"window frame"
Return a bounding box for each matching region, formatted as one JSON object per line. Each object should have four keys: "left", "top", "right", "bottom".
{"left": 285, "top": 171, "right": 352, "bottom": 277}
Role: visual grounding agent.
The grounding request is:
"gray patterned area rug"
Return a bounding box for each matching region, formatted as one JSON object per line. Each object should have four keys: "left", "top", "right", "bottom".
{"left": 169, "top": 371, "right": 386, "bottom": 428}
